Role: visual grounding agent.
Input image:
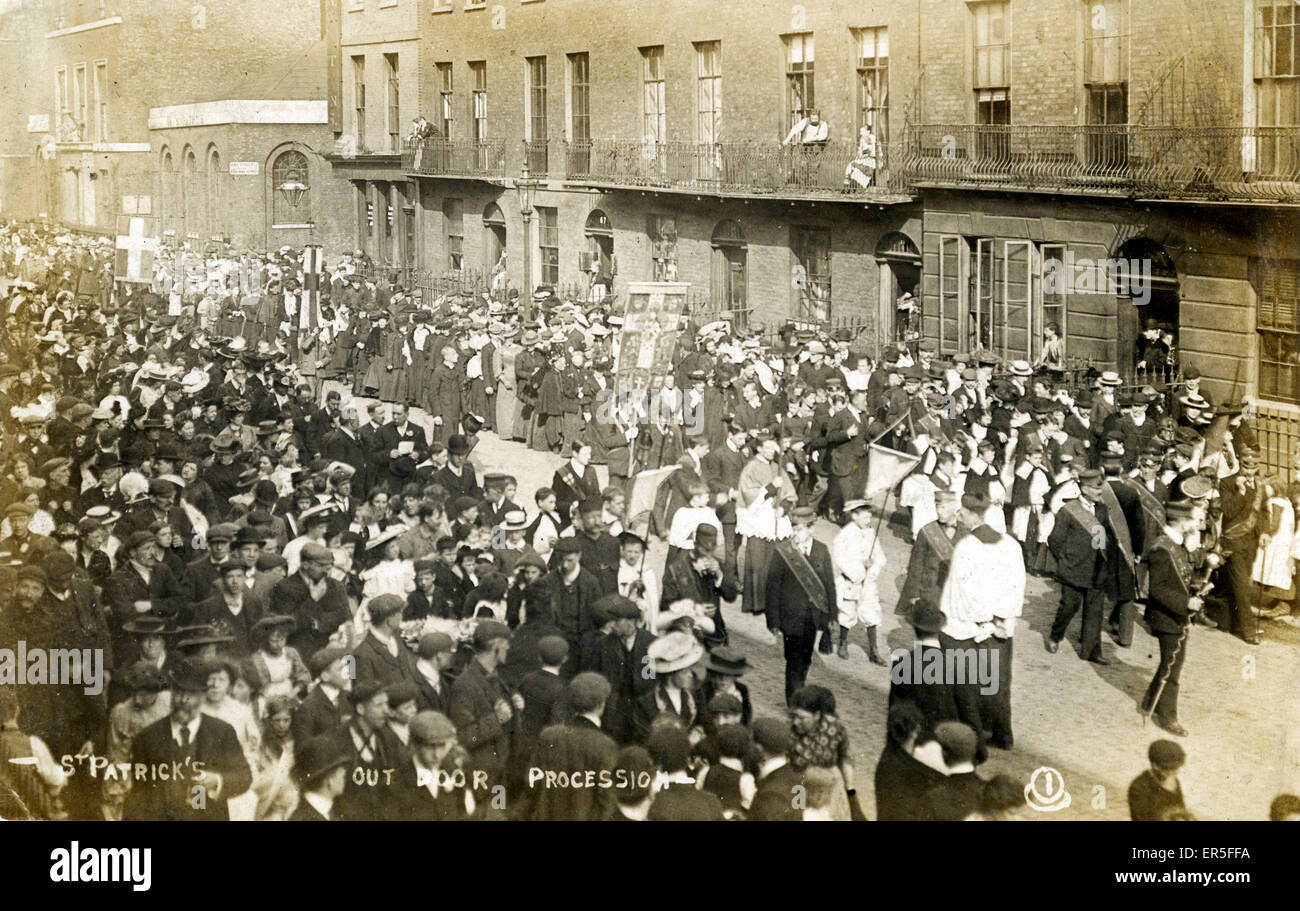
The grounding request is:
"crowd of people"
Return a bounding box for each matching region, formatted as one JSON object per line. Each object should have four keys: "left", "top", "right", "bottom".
{"left": 1, "top": 220, "right": 1297, "bottom": 822}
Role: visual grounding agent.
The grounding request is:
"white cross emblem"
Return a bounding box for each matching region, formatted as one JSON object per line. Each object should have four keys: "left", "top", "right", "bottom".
{"left": 116, "top": 217, "right": 158, "bottom": 281}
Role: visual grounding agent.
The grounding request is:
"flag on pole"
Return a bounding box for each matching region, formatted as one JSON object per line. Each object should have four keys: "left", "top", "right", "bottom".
{"left": 625, "top": 466, "right": 679, "bottom": 538}
{"left": 300, "top": 244, "right": 324, "bottom": 333}
{"left": 864, "top": 443, "right": 922, "bottom": 499}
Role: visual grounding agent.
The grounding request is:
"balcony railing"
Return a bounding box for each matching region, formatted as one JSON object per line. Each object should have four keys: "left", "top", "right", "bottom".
{"left": 896, "top": 124, "right": 1300, "bottom": 202}
{"left": 564, "top": 138, "right": 906, "bottom": 199}
{"left": 403, "top": 138, "right": 509, "bottom": 179}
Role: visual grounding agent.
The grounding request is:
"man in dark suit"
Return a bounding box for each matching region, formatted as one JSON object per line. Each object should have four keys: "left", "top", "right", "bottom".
{"left": 291, "top": 646, "right": 355, "bottom": 751}
{"left": 270, "top": 541, "right": 352, "bottom": 658}
{"left": 764, "top": 506, "right": 837, "bottom": 704}
{"left": 434, "top": 435, "right": 481, "bottom": 501}
{"left": 376, "top": 403, "right": 430, "bottom": 493}
{"left": 551, "top": 442, "right": 601, "bottom": 529}
{"left": 898, "top": 491, "right": 959, "bottom": 612}
{"left": 647, "top": 727, "right": 725, "bottom": 820}
{"left": 412, "top": 632, "right": 457, "bottom": 714}
{"left": 821, "top": 388, "right": 870, "bottom": 522}
{"left": 395, "top": 711, "right": 473, "bottom": 820}
{"left": 922, "top": 721, "right": 986, "bottom": 821}
{"left": 518, "top": 674, "right": 619, "bottom": 820}
{"left": 306, "top": 389, "right": 345, "bottom": 458}
{"left": 660, "top": 524, "right": 739, "bottom": 648}
{"left": 319, "top": 404, "right": 370, "bottom": 500}
{"left": 351, "top": 593, "right": 420, "bottom": 690}
{"left": 1047, "top": 471, "right": 1113, "bottom": 663}
{"left": 888, "top": 601, "right": 961, "bottom": 727}
{"left": 748, "top": 717, "right": 804, "bottom": 821}
{"left": 1140, "top": 502, "right": 1201, "bottom": 737}
{"left": 358, "top": 401, "right": 389, "bottom": 497}
{"left": 125, "top": 658, "right": 253, "bottom": 820}
{"left": 702, "top": 422, "right": 748, "bottom": 573}
{"left": 104, "top": 531, "right": 193, "bottom": 664}
{"left": 1217, "top": 453, "right": 1263, "bottom": 644}
{"left": 448, "top": 620, "right": 517, "bottom": 798}
{"left": 590, "top": 600, "right": 655, "bottom": 744}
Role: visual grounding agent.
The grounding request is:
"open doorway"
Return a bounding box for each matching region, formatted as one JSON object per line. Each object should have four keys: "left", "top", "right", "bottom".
{"left": 875, "top": 231, "right": 921, "bottom": 350}
{"left": 1115, "top": 237, "right": 1179, "bottom": 379}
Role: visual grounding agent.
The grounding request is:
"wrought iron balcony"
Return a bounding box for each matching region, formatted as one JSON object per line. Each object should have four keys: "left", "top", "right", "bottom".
{"left": 563, "top": 139, "right": 911, "bottom": 201}
{"left": 403, "top": 138, "right": 509, "bottom": 180}
{"left": 896, "top": 124, "right": 1300, "bottom": 203}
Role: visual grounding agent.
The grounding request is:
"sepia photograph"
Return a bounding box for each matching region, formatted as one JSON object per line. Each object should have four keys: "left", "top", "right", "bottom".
{"left": 0, "top": 0, "right": 1292, "bottom": 888}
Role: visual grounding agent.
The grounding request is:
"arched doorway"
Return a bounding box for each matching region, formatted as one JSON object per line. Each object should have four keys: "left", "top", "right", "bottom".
{"left": 159, "top": 148, "right": 176, "bottom": 237}
{"left": 183, "top": 146, "right": 199, "bottom": 241}
{"left": 206, "top": 146, "right": 222, "bottom": 240}
{"left": 711, "top": 219, "right": 747, "bottom": 325}
{"left": 1114, "top": 237, "right": 1179, "bottom": 378}
{"left": 584, "top": 209, "right": 614, "bottom": 299}
{"left": 483, "top": 202, "right": 506, "bottom": 275}
{"left": 875, "top": 231, "right": 921, "bottom": 348}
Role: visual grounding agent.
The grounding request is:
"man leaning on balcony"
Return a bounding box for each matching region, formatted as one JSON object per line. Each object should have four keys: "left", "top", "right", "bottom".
{"left": 783, "top": 110, "right": 829, "bottom": 147}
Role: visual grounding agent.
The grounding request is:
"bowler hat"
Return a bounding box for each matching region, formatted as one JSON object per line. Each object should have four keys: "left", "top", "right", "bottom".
{"left": 704, "top": 646, "right": 750, "bottom": 676}
{"left": 294, "top": 735, "right": 352, "bottom": 787}
{"left": 168, "top": 658, "right": 211, "bottom": 693}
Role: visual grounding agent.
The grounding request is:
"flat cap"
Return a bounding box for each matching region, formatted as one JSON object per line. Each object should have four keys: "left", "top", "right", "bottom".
{"left": 1148, "top": 739, "right": 1186, "bottom": 769}
{"left": 472, "top": 619, "right": 511, "bottom": 649}
{"left": 751, "top": 717, "right": 793, "bottom": 755}
{"left": 366, "top": 593, "right": 406, "bottom": 622}
{"left": 934, "top": 721, "right": 979, "bottom": 764}
{"left": 409, "top": 711, "right": 458, "bottom": 746}
{"left": 308, "top": 645, "right": 351, "bottom": 677}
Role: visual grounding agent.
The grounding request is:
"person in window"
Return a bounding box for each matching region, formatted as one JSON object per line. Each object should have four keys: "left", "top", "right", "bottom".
{"left": 1035, "top": 321, "right": 1065, "bottom": 370}
{"left": 782, "top": 109, "right": 829, "bottom": 146}
{"left": 843, "top": 126, "right": 878, "bottom": 189}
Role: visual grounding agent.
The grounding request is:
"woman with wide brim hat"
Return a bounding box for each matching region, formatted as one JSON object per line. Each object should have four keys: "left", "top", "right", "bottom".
{"left": 637, "top": 632, "right": 706, "bottom": 738}
{"left": 359, "top": 525, "right": 416, "bottom": 601}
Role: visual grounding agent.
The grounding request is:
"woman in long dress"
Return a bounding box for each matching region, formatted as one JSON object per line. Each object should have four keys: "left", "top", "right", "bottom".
{"left": 495, "top": 331, "right": 521, "bottom": 441}
{"left": 1254, "top": 477, "right": 1297, "bottom": 618}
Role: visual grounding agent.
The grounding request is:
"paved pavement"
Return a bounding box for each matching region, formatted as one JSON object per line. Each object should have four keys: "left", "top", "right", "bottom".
{"left": 332, "top": 380, "right": 1300, "bottom": 820}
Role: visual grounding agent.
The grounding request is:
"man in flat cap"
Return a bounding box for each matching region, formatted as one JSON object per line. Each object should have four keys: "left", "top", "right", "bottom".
{"left": 271, "top": 541, "right": 352, "bottom": 657}
{"left": 589, "top": 597, "right": 655, "bottom": 744}
{"left": 352, "top": 593, "right": 420, "bottom": 691}
{"left": 1128, "top": 740, "right": 1190, "bottom": 820}
{"left": 0, "top": 503, "right": 56, "bottom": 566}
{"left": 545, "top": 536, "right": 605, "bottom": 675}
{"left": 448, "top": 620, "right": 519, "bottom": 802}
{"left": 291, "top": 646, "right": 355, "bottom": 750}
{"left": 396, "top": 711, "right": 474, "bottom": 820}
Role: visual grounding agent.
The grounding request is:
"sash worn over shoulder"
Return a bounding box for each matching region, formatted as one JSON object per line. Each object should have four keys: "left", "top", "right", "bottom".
{"left": 774, "top": 540, "right": 829, "bottom": 618}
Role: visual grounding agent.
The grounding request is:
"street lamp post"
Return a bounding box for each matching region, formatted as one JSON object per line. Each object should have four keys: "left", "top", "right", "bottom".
{"left": 515, "top": 163, "right": 540, "bottom": 319}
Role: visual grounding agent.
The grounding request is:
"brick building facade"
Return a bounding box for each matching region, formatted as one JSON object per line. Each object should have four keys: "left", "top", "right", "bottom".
{"left": 2, "top": 0, "right": 353, "bottom": 252}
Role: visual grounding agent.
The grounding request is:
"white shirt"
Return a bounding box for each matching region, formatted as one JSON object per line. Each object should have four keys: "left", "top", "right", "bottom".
{"left": 939, "top": 525, "right": 1025, "bottom": 641}
{"left": 171, "top": 714, "right": 202, "bottom": 748}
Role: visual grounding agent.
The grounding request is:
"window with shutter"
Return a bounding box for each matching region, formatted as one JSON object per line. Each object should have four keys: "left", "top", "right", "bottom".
{"left": 1256, "top": 258, "right": 1300, "bottom": 403}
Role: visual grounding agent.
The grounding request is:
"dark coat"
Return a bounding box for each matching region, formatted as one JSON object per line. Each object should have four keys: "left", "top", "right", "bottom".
{"left": 447, "top": 657, "right": 514, "bottom": 780}
{"left": 649, "top": 782, "right": 726, "bottom": 820}
{"left": 1144, "top": 534, "right": 1195, "bottom": 635}
{"left": 1048, "top": 499, "right": 1109, "bottom": 590}
{"left": 551, "top": 462, "right": 602, "bottom": 528}
{"left": 351, "top": 631, "right": 420, "bottom": 690}
{"left": 270, "top": 572, "right": 353, "bottom": 658}
{"left": 874, "top": 741, "right": 948, "bottom": 822}
{"left": 291, "top": 684, "right": 353, "bottom": 750}
{"left": 125, "top": 713, "right": 253, "bottom": 821}
{"left": 763, "top": 539, "right": 836, "bottom": 636}
{"left": 749, "top": 762, "right": 805, "bottom": 821}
